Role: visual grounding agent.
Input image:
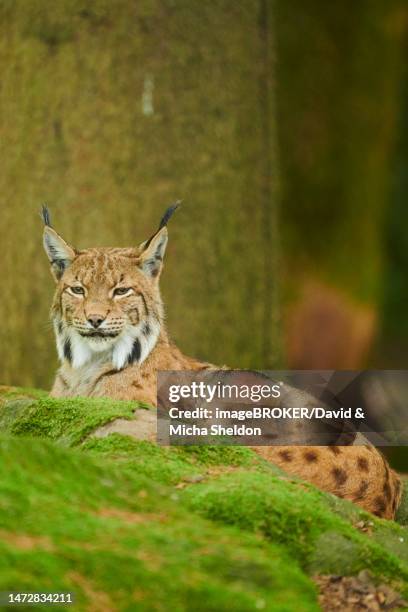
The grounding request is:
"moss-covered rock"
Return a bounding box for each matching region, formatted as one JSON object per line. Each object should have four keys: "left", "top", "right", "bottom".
{"left": 0, "top": 436, "right": 322, "bottom": 611}
{"left": 0, "top": 387, "right": 407, "bottom": 609}
{"left": 0, "top": 385, "right": 154, "bottom": 446}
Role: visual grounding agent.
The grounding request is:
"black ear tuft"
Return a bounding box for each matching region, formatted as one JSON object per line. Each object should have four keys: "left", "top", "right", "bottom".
{"left": 41, "top": 204, "right": 52, "bottom": 228}
{"left": 142, "top": 201, "right": 181, "bottom": 252}
{"left": 158, "top": 200, "right": 181, "bottom": 230}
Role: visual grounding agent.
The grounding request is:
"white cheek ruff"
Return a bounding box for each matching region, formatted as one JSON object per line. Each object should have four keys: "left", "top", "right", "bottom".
{"left": 69, "top": 331, "right": 95, "bottom": 368}
{"left": 53, "top": 319, "right": 65, "bottom": 362}
{"left": 112, "top": 319, "right": 160, "bottom": 370}
{"left": 53, "top": 317, "right": 160, "bottom": 370}
{"left": 111, "top": 328, "right": 139, "bottom": 371}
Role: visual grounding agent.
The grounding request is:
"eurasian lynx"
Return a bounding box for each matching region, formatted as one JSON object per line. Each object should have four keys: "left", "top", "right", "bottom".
{"left": 43, "top": 206, "right": 402, "bottom": 519}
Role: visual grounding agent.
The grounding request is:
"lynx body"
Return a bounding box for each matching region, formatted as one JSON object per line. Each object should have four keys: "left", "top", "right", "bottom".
{"left": 42, "top": 207, "right": 402, "bottom": 519}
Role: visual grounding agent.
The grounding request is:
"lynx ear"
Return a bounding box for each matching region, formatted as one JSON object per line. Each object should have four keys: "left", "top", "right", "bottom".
{"left": 137, "top": 201, "right": 180, "bottom": 280}
{"left": 138, "top": 202, "right": 180, "bottom": 252}
{"left": 41, "top": 206, "right": 76, "bottom": 280}
{"left": 138, "top": 226, "right": 168, "bottom": 280}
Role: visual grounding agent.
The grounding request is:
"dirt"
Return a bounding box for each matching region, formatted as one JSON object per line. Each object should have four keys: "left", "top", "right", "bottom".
{"left": 314, "top": 572, "right": 407, "bottom": 611}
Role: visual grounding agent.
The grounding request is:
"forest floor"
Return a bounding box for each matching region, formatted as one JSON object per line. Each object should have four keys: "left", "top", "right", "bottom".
{"left": 0, "top": 386, "right": 407, "bottom": 611}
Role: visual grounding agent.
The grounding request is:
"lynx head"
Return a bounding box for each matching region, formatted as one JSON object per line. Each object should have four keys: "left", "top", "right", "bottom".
{"left": 42, "top": 204, "right": 179, "bottom": 370}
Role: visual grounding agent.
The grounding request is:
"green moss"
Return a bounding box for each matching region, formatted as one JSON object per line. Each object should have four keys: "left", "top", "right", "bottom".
{"left": 83, "top": 433, "right": 408, "bottom": 593}
{"left": 175, "top": 445, "right": 269, "bottom": 468}
{"left": 0, "top": 436, "right": 318, "bottom": 611}
{"left": 84, "top": 435, "right": 204, "bottom": 485}
{"left": 0, "top": 395, "right": 147, "bottom": 446}
{"left": 83, "top": 436, "right": 272, "bottom": 486}
{"left": 181, "top": 472, "right": 408, "bottom": 593}
{"left": 0, "top": 387, "right": 407, "bottom": 607}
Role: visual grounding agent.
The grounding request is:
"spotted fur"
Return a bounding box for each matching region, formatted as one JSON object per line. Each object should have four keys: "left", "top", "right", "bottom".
{"left": 255, "top": 445, "right": 401, "bottom": 519}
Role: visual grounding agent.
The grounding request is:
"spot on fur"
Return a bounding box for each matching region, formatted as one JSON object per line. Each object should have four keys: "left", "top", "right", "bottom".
{"left": 332, "top": 467, "right": 348, "bottom": 486}
{"left": 303, "top": 450, "right": 318, "bottom": 463}
{"left": 143, "top": 323, "right": 151, "bottom": 337}
{"left": 129, "top": 309, "right": 140, "bottom": 325}
{"left": 373, "top": 496, "right": 387, "bottom": 516}
{"left": 278, "top": 450, "right": 292, "bottom": 462}
{"left": 63, "top": 339, "right": 72, "bottom": 363}
{"left": 357, "top": 457, "right": 369, "bottom": 472}
{"left": 127, "top": 339, "right": 142, "bottom": 365}
{"left": 329, "top": 446, "right": 341, "bottom": 455}
{"left": 131, "top": 381, "right": 143, "bottom": 389}
{"left": 353, "top": 480, "right": 369, "bottom": 501}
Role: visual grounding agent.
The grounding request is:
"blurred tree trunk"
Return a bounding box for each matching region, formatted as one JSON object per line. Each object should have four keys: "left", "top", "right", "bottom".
{"left": 275, "top": 0, "right": 407, "bottom": 368}
{"left": 0, "top": 0, "right": 281, "bottom": 388}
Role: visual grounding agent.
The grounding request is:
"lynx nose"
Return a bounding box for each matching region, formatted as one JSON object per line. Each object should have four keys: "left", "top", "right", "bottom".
{"left": 87, "top": 315, "right": 105, "bottom": 329}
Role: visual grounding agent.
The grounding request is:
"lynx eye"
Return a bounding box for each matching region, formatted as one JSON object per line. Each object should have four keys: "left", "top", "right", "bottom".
{"left": 113, "top": 287, "right": 132, "bottom": 297}
{"left": 69, "top": 286, "right": 85, "bottom": 295}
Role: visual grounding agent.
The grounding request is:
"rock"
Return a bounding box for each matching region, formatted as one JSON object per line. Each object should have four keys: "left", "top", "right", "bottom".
{"left": 91, "top": 408, "right": 157, "bottom": 441}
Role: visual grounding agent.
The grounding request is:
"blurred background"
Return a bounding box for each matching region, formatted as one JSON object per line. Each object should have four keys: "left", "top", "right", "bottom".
{"left": 0, "top": 1, "right": 407, "bottom": 466}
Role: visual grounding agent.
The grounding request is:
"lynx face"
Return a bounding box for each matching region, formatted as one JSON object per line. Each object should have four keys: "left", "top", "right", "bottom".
{"left": 43, "top": 211, "right": 170, "bottom": 370}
